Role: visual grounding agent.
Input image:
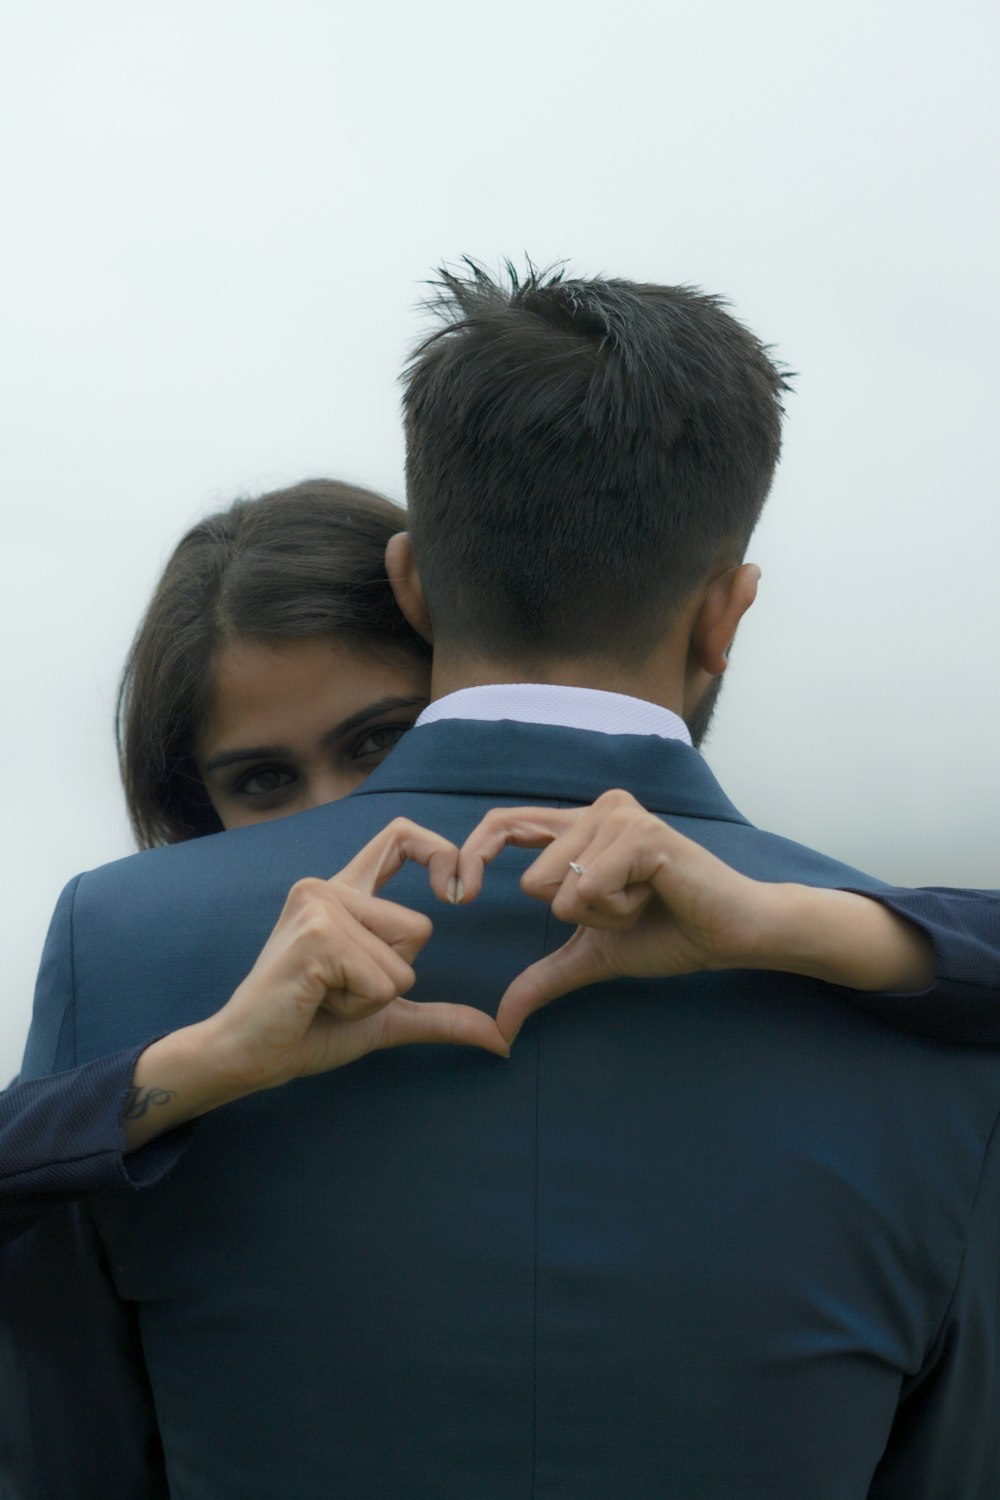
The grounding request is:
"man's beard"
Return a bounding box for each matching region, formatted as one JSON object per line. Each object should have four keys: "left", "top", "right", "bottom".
{"left": 686, "top": 674, "right": 725, "bottom": 749}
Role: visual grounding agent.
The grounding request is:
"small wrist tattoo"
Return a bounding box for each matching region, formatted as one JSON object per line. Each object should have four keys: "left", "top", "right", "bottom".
{"left": 122, "top": 1085, "right": 178, "bottom": 1121}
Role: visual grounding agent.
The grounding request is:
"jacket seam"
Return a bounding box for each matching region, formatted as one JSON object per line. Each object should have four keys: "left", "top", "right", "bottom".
{"left": 531, "top": 897, "right": 552, "bottom": 1500}
{"left": 924, "top": 1092, "right": 1000, "bottom": 1361}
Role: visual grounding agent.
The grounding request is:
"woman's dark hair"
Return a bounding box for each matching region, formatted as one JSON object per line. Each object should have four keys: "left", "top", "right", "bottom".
{"left": 116, "top": 478, "right": 428, "bottom": 849}
{"left": 403, "top": 260, "right": 792, "bottom": 663}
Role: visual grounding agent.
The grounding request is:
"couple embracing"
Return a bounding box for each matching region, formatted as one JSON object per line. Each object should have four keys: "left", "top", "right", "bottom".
{"left": 7, "top": 264, "right": 1000, "bottom": 1498}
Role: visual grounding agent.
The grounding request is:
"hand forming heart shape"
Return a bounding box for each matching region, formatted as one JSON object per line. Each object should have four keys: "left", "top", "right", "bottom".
{"left": 126, "top": 789, "right": 935, "bottom": 1151}
{"left": 190, "top": 789, "right": 931, "bottom": 1110}
{"left": 330, "top": 789, "right": 783, "bottom": 1046}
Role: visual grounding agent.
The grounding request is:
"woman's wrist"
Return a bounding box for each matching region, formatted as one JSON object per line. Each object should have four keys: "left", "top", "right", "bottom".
{"left": 122, "top": 1021, "right": 249, "bottom": 1153}
{"left": 749, "top": 884, "right": 935, "bottom": 993}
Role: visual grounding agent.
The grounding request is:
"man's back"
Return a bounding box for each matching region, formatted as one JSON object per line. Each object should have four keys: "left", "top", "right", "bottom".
{"left": 18, "top": 722, "right": 1000, "bottom": 1498}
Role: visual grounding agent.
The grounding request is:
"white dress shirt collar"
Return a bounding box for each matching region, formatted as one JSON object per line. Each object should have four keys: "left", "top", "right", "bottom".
{"left": 415, "top": 683, "right": 692, "bottom": 745}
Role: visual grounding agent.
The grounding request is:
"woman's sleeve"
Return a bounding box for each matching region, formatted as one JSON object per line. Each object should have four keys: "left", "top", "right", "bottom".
{"left": 843, "top": 887, "right": 1000, "bottom": 1046}
{"left": 0, "top": 1044, "right": 194, "bottom": 1248}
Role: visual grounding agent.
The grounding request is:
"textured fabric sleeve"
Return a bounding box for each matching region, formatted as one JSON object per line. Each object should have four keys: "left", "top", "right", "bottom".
{"left": 840, "top": 887, "right": 1000, "bottom": 1046}
{"left": 4, "top": 873, "right": 195, "bottom": 1247}
{"left": 0, "top": 878, "right": 170, "bottom": 1492}
{"left": 0, "top": 1044, "right": 195, "bottom": 1248}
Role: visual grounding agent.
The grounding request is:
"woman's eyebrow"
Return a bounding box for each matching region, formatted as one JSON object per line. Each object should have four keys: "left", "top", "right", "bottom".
{"left": 202, "top": 697, "right": 428, "bottom": 772}
{"left": 322, "top": 695, "right": 428, "bottom": 744}
{"left": 202, "top": 746, "right": 286, "bottom": 772}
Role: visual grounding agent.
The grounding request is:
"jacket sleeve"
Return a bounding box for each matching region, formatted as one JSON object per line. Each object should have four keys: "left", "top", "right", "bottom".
{"left": 0, "top": 877, "right": 170, "bottom": 1494}
{"left": 842, "top": 887, "right": 1000, "bottom": 1046}
{"left": 0, "top": 1046, "right": 195, "bottom": 1248}
{"left": 1, "top": 876, "right": 193, "bottom": 1248}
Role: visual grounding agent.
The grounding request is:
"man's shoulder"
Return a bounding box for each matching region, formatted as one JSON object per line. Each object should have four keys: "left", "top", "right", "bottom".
{"left": 62, "top": 786, "right": 506, "bottom": 995}
{"left": 72, "top": 787, "right": 457, "bottom": 899}
{"left": 664, "top": 811, "right": 891, "bottom": 894}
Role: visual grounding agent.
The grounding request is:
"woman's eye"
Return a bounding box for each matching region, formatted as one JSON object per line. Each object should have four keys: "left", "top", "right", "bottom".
{"left": 353, "top": 724, "right": 410, "bottom": 760}
{"left": 234, "top": 767, "right": 296, "bottom": 797}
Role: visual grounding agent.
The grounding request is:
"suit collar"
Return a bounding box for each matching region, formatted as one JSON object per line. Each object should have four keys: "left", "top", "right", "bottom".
{"left": 351, "top": 719, "right": 750, "bottom": 826}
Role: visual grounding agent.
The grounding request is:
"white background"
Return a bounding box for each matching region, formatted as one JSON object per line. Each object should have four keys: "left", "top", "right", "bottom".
{"left": 1, "top": 0, "right": 998, "bottom": 1076}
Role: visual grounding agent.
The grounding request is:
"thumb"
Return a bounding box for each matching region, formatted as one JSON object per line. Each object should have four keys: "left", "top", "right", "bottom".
{"left": 495, "top": 930, "right": 608, "bottom": 1044}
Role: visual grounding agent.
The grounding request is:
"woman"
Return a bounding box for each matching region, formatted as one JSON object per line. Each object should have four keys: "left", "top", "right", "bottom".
{"left": 2, "top": 478, "right": 453, "bottom": 1247}
{"left": 116, "top": 477, "right": 432, "bottom": 844}
{"left": 3, "top": 477, "right": 996, "bottom": 1246}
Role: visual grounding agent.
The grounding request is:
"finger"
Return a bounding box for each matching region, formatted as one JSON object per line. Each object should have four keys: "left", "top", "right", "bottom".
{"left": 276, "top": 894, "right": 419, "bottom": 1010}
{"left": 518, "top": 814, "right": 634, "bottom": 905}
{"left": 322, "top": 941, "right": 415, "bottom": 1020}
{"left": 527, "top": 812, "right": 694, "bottom": 920}
{"left": 466, "top": 790, "right": 649, "bottom": 908}
{"left": 374, "top": 999, "right": 510, "bottom": 1058}
{"left": 333, "top": 886, "right": 434, "bottom": 966}
{"left": 541, "top": 830, "right": 672, "bottom": 926}
{"left": 575, "top": 821, "right": 739, "bottom": 919}
{"left": 517, "top": 793, "right": 664, "bottom": 903}
{"left": 550, "top": 879, "right": 654, "bottom": 930}
{"left": 289, "top": 885, "right": 423, "bottom": 995}
{"left": 336, "top": 819, "right": 460, "bottom": 899}
{"left": 456, "top": 806, "right": 582, "bottom": 901}
{"left": 494, "top": 931, "right": 609, "bottom": 1043}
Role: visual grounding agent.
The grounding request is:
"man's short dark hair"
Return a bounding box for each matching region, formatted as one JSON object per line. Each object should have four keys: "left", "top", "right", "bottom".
{"left": 402, "top": 260, "right": 791, "bottom": 661}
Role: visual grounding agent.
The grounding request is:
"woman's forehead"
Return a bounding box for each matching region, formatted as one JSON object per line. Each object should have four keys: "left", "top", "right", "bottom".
{"left": 196, "top": 637, "right": 429, "bottom": 757}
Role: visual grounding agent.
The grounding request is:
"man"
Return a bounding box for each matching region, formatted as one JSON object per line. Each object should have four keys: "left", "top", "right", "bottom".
{"left": 8, "top": 264, "right": 1000, "bottom": 1497}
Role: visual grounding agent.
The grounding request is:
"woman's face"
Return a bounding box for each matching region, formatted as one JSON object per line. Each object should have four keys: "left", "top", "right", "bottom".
{"left": 195, "top": 636, "right": 430, "bottom": 830}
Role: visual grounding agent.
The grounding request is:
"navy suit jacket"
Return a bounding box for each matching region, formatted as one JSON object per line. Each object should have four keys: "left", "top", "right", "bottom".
{"left": 5, "top": 723, "right": 1000, "bottom": 1498}
{"left": 2, "top": 872, "right": 998, "bottom": 1255}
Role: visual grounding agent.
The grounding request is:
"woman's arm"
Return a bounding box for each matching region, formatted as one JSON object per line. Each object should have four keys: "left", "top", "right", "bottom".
{"left": 3, "top": 819, "right": 507, "bottom": 1245}
{"left": 121, "top": 816, "right": 507, "bottom": 1150}
{"left": 0, "top": 1046, "right": 193, "bottom": 1247}
{"left": 456, "top": 791, "right": 1000, "bottom": 1045}
{"left": 837, "top": 886, "right": 1000, "bottom": 1045}
{"left": 8, "top": 799, "right": 996, "bottom": 1248}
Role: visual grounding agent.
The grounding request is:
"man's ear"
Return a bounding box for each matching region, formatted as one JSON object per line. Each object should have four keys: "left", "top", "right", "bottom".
{"left": 385, "top": 532, "right": 434, "bottom": 643}
{"left": 688, "top": 562, "right": 760, "bottom": 677}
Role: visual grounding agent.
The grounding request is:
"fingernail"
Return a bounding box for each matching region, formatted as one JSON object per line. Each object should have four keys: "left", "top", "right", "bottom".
{"left": 446, "top": 876, "right": 464, "bottom": 905}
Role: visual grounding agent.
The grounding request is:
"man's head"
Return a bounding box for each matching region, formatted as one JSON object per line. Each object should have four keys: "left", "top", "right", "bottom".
{"left": 391, "top": 260, "right": 790, "bottom": 735}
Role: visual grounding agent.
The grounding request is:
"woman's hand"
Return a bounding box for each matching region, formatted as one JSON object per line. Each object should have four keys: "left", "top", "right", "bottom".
{"left": 124, "top": 820, "right": 508, "bottom": 1149}
{"left": 456, "top": 790, "right": 934, "bottom": 1042}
